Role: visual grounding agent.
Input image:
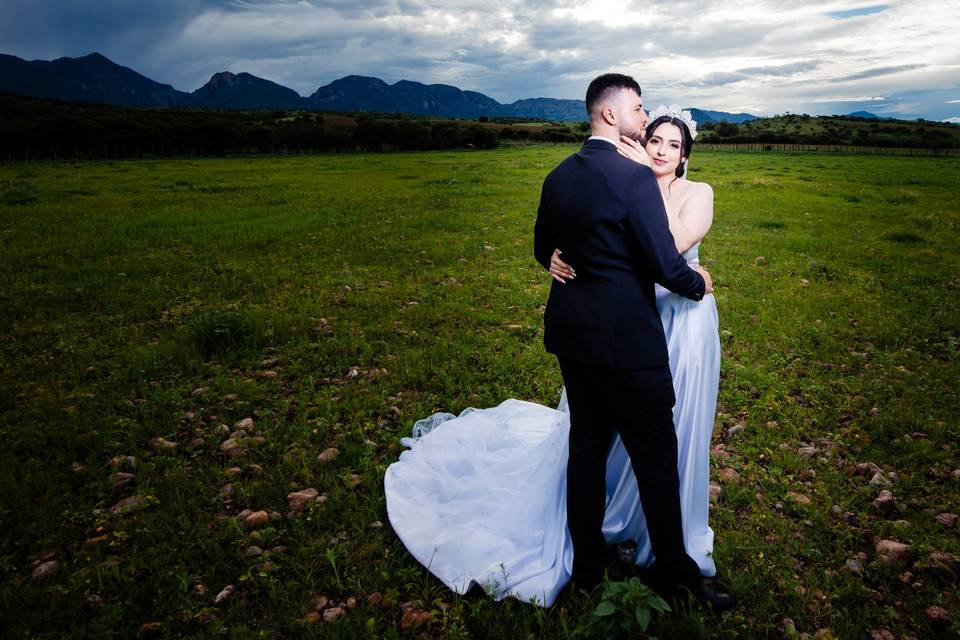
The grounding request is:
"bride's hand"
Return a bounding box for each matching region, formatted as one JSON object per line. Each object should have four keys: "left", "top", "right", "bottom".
{"left": 549, "top": 249, "right": 576, "bottom": 283}
{"left": 616, "top": 136, "right": 652, "bottom": 168}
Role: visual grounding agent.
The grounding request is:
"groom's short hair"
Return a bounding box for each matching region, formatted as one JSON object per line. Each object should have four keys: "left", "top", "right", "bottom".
{"left": 585, "top": 73, "right": 641, "bottom": 119}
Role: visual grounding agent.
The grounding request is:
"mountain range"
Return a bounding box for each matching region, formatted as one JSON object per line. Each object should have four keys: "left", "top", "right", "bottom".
{"left": 0, "top": 52, "right": 758, "bottom": 123}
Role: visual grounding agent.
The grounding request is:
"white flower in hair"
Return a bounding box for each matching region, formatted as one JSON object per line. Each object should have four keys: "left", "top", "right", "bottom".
{"left": 649, "top": 104, "right": 698, "bottom": 140}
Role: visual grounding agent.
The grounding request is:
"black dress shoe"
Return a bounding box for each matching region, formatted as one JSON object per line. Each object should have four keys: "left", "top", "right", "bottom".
{"left": 690, "top": 581, "right": 737, "bottom": 613}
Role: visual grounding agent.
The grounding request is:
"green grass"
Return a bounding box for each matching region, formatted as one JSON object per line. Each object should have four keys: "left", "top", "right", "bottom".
{"left": 1, "top": 148, "right": 958, "bottom": 639}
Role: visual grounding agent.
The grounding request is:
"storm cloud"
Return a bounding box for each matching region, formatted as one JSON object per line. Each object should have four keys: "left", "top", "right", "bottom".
{"left": 0, "top": 0, "right": 957, "bottom": 119}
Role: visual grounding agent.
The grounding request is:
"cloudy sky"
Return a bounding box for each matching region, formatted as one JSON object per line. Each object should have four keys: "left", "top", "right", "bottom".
{"left": 1, "top": 0, "right": 958, "bottom": 120}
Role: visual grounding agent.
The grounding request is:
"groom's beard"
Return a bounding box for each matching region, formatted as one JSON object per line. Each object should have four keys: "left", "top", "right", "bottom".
{"left": 620, "top": 126, "right": 646, "bottom": 145}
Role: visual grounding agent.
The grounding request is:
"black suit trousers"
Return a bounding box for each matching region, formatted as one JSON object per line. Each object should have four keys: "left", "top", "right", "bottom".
{"left": 559, "top": 358, "right": 701, "bottom": 591}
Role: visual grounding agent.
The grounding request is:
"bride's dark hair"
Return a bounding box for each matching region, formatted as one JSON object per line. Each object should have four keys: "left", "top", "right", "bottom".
{"left": 645, "top": 115, "right": 694, "bottom": 179}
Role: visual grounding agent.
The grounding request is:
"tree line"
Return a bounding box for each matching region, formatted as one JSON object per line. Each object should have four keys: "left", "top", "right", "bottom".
{"left": 699, "top": 114, "right": 959, "bottom": 149}
{"left": 0, "top": 92, "right": 584, "bottom": 159}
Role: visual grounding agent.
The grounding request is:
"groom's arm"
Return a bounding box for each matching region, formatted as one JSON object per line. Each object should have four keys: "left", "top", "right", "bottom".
{"left": 625, "top": 169, "right": 705, "bottom": 301}
{"left": 533, "top": 180, "right": 556, "bottom": 270}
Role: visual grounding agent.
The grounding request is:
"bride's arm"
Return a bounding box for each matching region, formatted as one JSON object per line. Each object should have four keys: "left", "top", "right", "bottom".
{"left": 668, "top": 183, "right": 714, "bottom": 253}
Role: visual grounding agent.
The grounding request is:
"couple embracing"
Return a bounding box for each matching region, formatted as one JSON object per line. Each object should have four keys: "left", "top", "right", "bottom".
{"left": 385, "top": 73, "right": 736, "bottom": 612}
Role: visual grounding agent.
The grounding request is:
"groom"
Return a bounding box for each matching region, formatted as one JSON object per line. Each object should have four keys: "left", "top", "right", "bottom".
{"left": 534, "top": 73, "right": 734, "bottom": 610}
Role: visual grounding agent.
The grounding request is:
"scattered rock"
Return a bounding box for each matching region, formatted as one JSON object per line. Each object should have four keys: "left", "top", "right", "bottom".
{"left": 245, "top": 546, "right": 263, "bottom": 558}
{"left": 922, "top": 551, "right": 959, "bottom": 582}
{"left": 109, "top": 495, "right": 148, "bottom": 514}
{"left": 368, "top": 592, "right": 384, "bottom": 608}
{"left": 781, "top": 618, "right": 797, "bottom": 636}
{"left": 786, "top": 492, "right": 812, "bottom": 506}
{"left": 871, "top": 490, "right": 896, "bottom": 516}
{"left": 875, "top": 540, "right": 910, "bottom": 566}
{"left": 317, "top": 447, "right": 340, "bottom": 463}
{"left": 869, "top": 630, "right": 895, "bottom": 640}
{"left": 754, "top": 256, "right": 767, "bottom": 265}
{"left": 304, "top": 612, "right": 322, "bottom": 624}
{"left": 868, "top": 407, "right": 879, "bottom": 417}
{"left": 149, "top": 437, "right": 178, "bottom": 452}
{"left": 345, "top": 597, "right": 357, "bottom": 608}
{"left": 137, "top": 622, "right": 163, "bottom": 639}
{"left": 287, "top": 488, "right": 319, "bottom": 514}
{"left": 31, "top": 560, "right": 59, "bottom": 581}
{"left": 936, "top": 512, "right": 958, "bottom": 527}
{"left": 244, "top": 511, "right": 270, "bottom": 529}
{"left": 851, "top": 462, "right": 882, "bottom": 477}
{"left": 708, "top": 482, "right": 722, "bottom": 503}
{"left": 219, "top": 438, "right": 244, "bottom": 458}
{"left": 323, "top": 606, "right": 345, "bottom": 622}
{"left": 84, "top": 535, "right": 109, "bottom": 548}
{"left": 926, "top": 605, "right": 950, "bottom": 624}
{"left": 727, "top": 423, "right": 746, "bottom": 437}
{"left": 193, "top": 583, "right": 208, "bottom": 597}
{"left": 191, "top": 387, "right": 206, "bottom": 397}
{"left": 869, "top": 471, "right": 892, "bottom": 487}
{"left": 844, "top": 558, "right": 864, "bottom": 575}
{"left": 309, "top": 594, "right": 330, "bottom": 611}
{"left": 112, "top": 471, "right": 136, "bottom": 489}
{"left": 717, "top": 468, "right": 741, "bottom": 484}
{"left": 400, "top": 601, "right": 431, "bottom": 630}
{"left": 798, "top": 446, "right": 818, "bottom": 458}
{"left": 220, "top": 484, "right": 235, "bottom": 497}
{"left": 344, "top": 473, "right": 362, "bottom": 488}
{"left": 214, "top": 584, "right": 236, "bottom": 605}
{"left": 710, "top": 446, "right": 731, "bottom": 460}
{"left": 235, "top": 417, "right": 255, "bottom": 431}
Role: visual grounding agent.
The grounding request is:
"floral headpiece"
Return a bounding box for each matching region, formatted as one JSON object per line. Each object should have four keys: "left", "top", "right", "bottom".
{"left": 648, "top": 104, "right": 698, "bottom": 140}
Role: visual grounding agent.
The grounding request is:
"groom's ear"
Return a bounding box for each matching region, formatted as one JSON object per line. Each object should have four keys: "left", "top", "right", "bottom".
{"left": 600, "top": 104, "right": 617, "bottom": 126}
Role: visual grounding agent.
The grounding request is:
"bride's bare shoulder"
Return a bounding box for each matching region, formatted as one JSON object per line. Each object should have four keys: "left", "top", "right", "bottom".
{"left": 682, "top": 179, "right": 714, "bottom": 198}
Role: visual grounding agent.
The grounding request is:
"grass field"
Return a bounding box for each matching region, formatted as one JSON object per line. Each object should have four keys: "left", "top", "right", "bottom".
{"left": 1, "top": 147, "right": 958, "bottom": 639}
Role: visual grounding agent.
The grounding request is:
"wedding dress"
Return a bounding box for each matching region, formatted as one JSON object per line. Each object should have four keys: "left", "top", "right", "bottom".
{"left": 384, "top": 242, "right": 719, "bottom": 607}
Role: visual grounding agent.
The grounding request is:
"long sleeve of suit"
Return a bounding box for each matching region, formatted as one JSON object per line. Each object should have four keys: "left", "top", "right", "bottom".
{"left": 533, "top": 179, "right": 556, "bottom": 270}
{"left": 625, "top": 168, "right": 705, "bottom": 301}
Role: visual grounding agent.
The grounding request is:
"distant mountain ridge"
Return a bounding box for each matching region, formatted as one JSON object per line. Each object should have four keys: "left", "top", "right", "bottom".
{"left": 0, "top": 52, "right": 186, "bottom": 107}
{"left": 0, "top": 51, "right": 758, "bottom": 123}
{"left": 846, "top": 110, "right": 884, "bottom": 119}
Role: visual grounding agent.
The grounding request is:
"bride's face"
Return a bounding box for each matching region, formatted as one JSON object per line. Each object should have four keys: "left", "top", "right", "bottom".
{"left": 644, "top": 123, "right": 685, "bottom": 177}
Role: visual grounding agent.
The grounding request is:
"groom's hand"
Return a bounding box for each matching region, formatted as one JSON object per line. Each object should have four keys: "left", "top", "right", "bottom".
{"left": 693, "top": 266, "right": 714, "bottom": 295}
{"left": 616, "top": 136, "right": 652, "bottom": 168}
{"left": 550, "top": 249, "right": 576, "bottom": 283}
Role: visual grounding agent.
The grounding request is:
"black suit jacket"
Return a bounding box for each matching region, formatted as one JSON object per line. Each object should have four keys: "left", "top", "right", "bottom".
{"left": 534, "top": 138, "right": 705, "bottom": 369}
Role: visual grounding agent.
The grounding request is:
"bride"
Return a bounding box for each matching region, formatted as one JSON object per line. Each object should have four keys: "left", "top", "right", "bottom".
{"left": 384, "top": 107, "right": 719, "bottom": 608}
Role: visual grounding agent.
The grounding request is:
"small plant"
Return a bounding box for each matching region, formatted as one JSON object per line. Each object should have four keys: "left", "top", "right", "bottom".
{"left": 186, "top": 309, "right": 258, "bottom": 359}
{"left": 589, "top": 577, "right": 672, "bottom": 639}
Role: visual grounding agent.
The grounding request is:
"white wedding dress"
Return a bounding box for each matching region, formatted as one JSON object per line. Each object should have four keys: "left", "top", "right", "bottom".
{"left": 384, "top": 242, "right": 719, "bottom": 607}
